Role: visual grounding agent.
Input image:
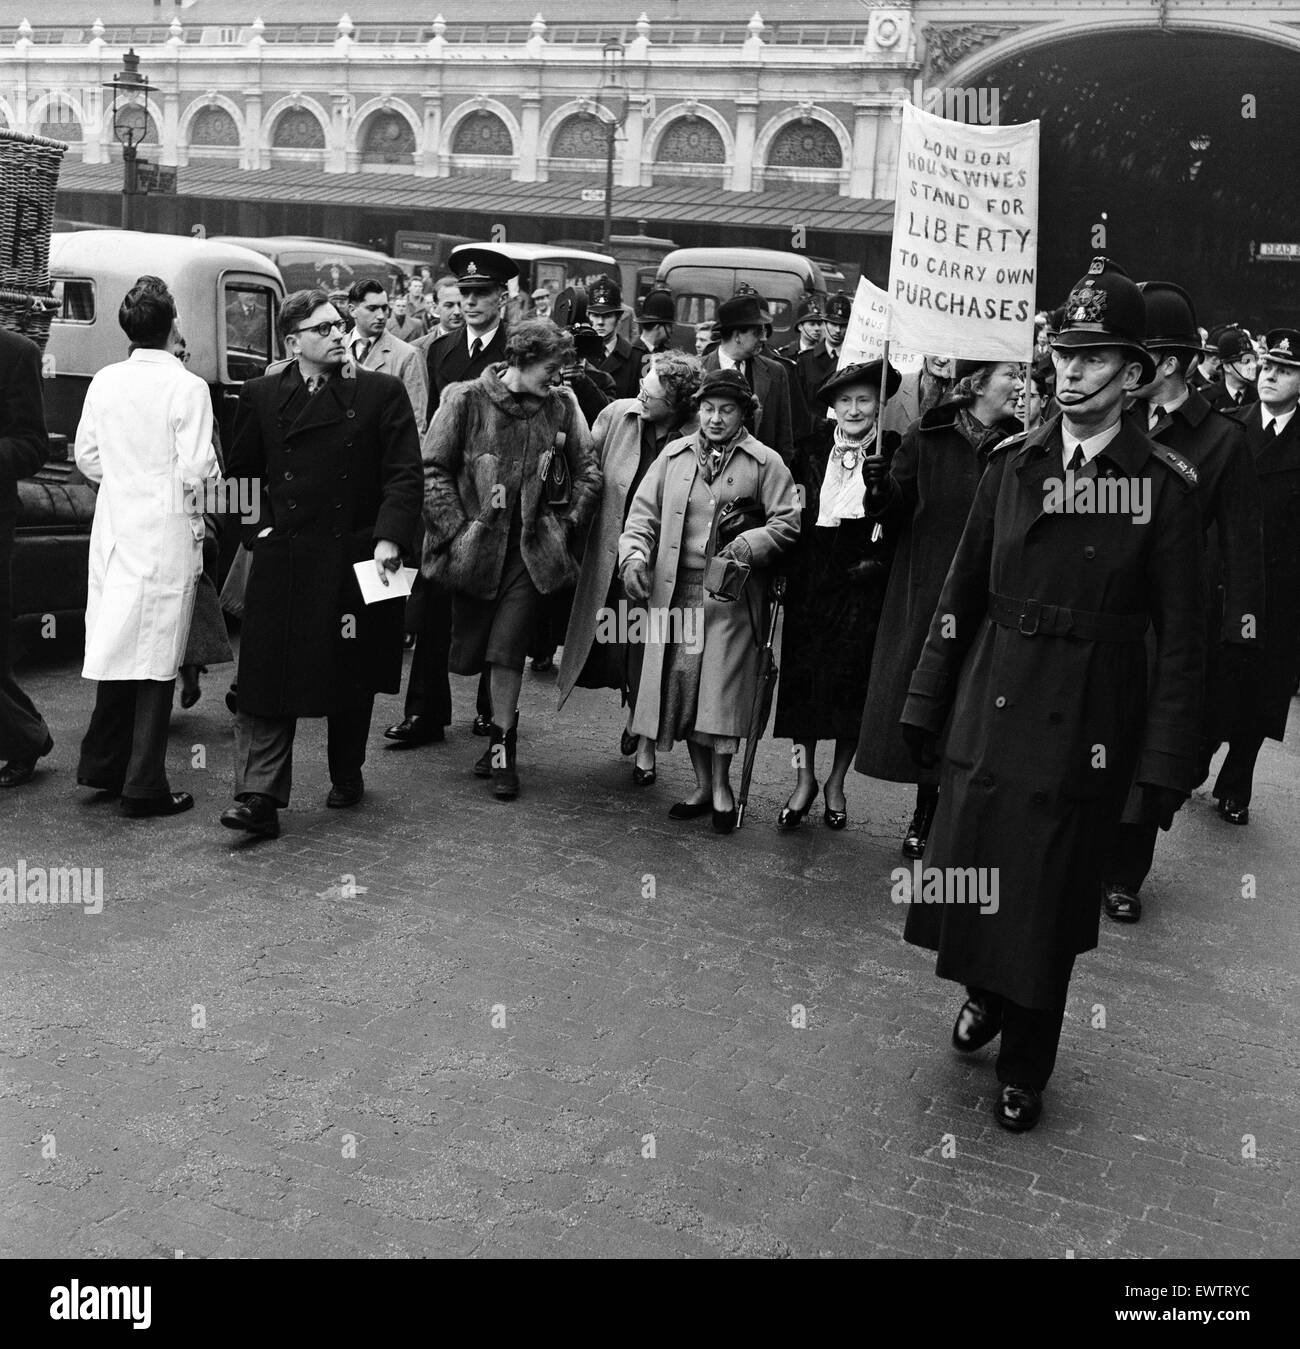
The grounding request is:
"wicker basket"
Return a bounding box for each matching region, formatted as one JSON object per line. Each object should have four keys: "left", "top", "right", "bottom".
{"left": 0, "top": 128, "right": 68, "bottom": 352}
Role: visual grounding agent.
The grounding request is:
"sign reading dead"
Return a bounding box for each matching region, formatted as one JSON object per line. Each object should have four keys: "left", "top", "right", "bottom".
{"left": 888, "top": 102, "right": 1040, "bottom": 362}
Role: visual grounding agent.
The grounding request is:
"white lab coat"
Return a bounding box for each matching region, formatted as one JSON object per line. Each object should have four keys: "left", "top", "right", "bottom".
{"left": 75, "top": 349, "right": 218, "bottom": 681}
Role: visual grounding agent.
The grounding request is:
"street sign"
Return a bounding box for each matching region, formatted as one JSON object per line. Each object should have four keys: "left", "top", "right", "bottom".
{"left": 580, "top": 188, "right": 606, "bottom": 203}
{"left": 1257, "top": 242, "right": 1300, "bottom": 261}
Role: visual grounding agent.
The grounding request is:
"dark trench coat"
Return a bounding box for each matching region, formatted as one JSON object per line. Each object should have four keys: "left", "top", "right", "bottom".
{"left": 226, "top": 362, "right": 423, "bottom": 717}
{"left": 900, "top": 415, "right": 1206, "bottom": 1009}
{"left": 1226, "top": 402, "right": 1300, "bottom": 741}
{"left": 856, "top": 402, "right": 1018, "bottom": 783}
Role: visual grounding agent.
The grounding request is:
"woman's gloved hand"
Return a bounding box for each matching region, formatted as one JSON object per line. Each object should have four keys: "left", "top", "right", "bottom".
{"left": 621, "top": 556, "right": 652, "bottom": 604}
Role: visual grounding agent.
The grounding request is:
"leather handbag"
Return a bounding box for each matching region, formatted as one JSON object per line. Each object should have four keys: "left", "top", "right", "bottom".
{"left": 538, "top": 431, "right": 572, "bottom": 510}
{"left": 706, "top": 495, "right": 765, "bottom": 558}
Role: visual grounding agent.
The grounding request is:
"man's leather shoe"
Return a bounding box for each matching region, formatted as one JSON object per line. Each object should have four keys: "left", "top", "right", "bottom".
{"left": 326, "top": 778, "right": 364, "bottom": 809}
{"left": 220, "top": 795, "right": 280, "bottom": 839}
{"left": 120, "top": 791, "right": 194, "bottom": 818}
{"left": 1218, "top": 797, "right": 1249, "bottom": 825}
{"left": 1104, "top": 883, "right": 1142, "bottom": 923}
{"left": 472, "top": 713, "right": 492, "bottom": 737}
{"left": 0, "top": 732, "right": 53, "bottom": 788}
{"left": 383, "top": 715, "right": 444, "bottom": 746}
{"left": 995, "top": 1083, "right": 1043, "bottom": 1132}
{"left": 952, "top": 994, "right": 1003, "bottom": 1052}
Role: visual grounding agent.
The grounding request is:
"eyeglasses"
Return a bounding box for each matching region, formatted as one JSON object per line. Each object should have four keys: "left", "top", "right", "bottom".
{"left": 294, "top": 319, "right": 347, "bottom": 338}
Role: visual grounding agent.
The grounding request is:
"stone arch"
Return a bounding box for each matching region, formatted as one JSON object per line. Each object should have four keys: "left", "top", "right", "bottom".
{"left": 643, "top": 101, "right": 733, "bottom": 186}
{"left": 263, "top": 95, "right": 331, "bottom": 155}
{"left": 27, "top": 91, "right": 86, "bottom": 144}
{"left": 178, "top": 94, "right": 244, "bottom": 150}
{"left": 448, "top": 107, "right": 516, "bottom": 157}
{"left": 539, "top": 98, "right": 622, "bottom": 166}
{"left": 754, "top": 104, "right": 851, "bottom": 191}
{"left": 349, "top": 96, "right": 422, "bottom": 160}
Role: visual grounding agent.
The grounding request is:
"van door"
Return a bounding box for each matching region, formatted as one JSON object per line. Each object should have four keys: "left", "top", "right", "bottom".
{"left": 219, "top": 274, "right": 282, "bottom": 438}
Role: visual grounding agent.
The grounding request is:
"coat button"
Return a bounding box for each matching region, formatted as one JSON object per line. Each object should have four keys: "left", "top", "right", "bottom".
{"left": 981, "top": 773, "right": 994, "bottom": 787}
{"left": 332, "top": 528, "right": 343, "bottom": 538}
{"left": 333, "top": 501, "right": 342, "bottom": 509}
{"left": 1084, "top": 545, "right": 1096, "bottom": 559}
{"left": 284, "top": 471, "right": 294, "bottom": 481}
{"left": 339, "top": 471, "right": 349, "bottom": 480}
{"left": 346, "top": 409, "right": 356, "bottom": 419}
{"left": 994, "top": 696, "right": 1006, "bottom": 708}
{"left": 1032, "top": 790, "right": 1047, "bottom": 804}
{"left": 287, "top": 500, "right": 297, "bottom": 510}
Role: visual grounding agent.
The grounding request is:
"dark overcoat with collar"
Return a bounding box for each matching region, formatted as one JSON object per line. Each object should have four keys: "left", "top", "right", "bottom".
{"left": 1114, "top": 391, "right": 1263, "bottom": 821}
{"left": 226, "top": 361, "right": 422, "bottom": 717}
{"left": 593, "top": 334, "right": 639, "bottom": 401}
{"left": 1227, "top": 401, "right": 1300, "bottom": 739}
{"left": 899, "top": 414, "right": 1206, "bottom": 1008}
{"left": 856, "top": 401, "right": 1019, "bottom": 783}
{"left": 701, "top": 348, "right": 795, "bottom": 464}
{"left": 425, "top": 323, "right": 509, "bottom": 416}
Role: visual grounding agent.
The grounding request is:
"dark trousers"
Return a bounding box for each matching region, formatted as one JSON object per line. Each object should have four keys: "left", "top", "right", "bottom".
{"left": 77, "top": 679, "right": 176, "bottom": 800}
{"left": 405, "top": 583, "right": 491, "bottom": 723}
{"left": 1108, "top": 821, "right": 1160, "bottom": 892}
{"left": 969, "top": 985, "right": 1069, "bottom": 1092}
{"left": 0, "top": 515, "right": 51, "bottom": 762}
{"left": 1208, "top": 733, "right": 1266, "bottom": 805}
{"left": 234, "top": 697, "right": 373, "bottom": 808}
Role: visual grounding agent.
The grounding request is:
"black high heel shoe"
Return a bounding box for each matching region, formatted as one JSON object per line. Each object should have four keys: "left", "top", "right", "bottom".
{"left": 620, "top": 728, "right": 638, "bottom": 757}
{"left": 777, "top": 780, "right": 818, "bottom": 830}
{"left": 823, "top": 786, "right": 848, "bottom": 831}
{"left": 712, "top": 806, "right": 738, "bottom": 834}
{"left": 632, "top": 764, "right": 656, "bottom": 786}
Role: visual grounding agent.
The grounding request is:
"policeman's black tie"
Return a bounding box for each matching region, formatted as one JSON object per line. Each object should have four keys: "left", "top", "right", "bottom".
{"left": 470, "top": 338, "right": 482, "bottom": 360}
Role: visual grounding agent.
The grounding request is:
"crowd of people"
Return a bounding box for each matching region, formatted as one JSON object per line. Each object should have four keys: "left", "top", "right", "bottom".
{"left": 1, "top": 244, "right": 1297, "bottom": 1133}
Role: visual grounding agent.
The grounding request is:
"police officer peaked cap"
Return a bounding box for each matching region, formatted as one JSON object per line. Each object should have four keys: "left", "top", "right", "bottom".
{"left": 635, "top": 287, "right": 675, "bottom": 324}
{"left": 1263, "top": 328, "right": 1300, "bottom": 369}
{"left": 825, "top": 291, "right": 853, "bottom": 323}
{"left": 447, "top": 245, "right": 518, "bottom": 291}
{"left": 1138, "top": 281, "right": 1205, "bottom": 352}
{"left": 1052, "top": 255, "right": 1155, "bottom": 383}
{"left": 717, "top": 292, "right": 774, "bottom": 330}
{"left": 815, "top": 359, "right": 901, "bottom": 407}
{"left": 795, "top": 296, "right": 825, "bottom": 326}
{"left": 587, "top": 276, "right": 623, "bottom": 314}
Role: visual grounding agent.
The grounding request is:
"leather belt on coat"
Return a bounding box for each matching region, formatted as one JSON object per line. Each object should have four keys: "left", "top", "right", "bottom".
{"left": 987, "top": 591, "right": 1148, "bottom": 643}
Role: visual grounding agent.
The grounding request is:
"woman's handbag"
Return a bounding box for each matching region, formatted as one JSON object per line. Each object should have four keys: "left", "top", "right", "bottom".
{"left": 708, "top": 495, "right": 765, "bottom": 557}
{"left": 538, "top": 431, "right": 572, "bottom": 510}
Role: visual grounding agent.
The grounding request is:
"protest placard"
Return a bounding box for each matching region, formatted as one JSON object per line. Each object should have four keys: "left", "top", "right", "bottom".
{"left": 888, "top": 102, "right": 1039, "bottom": 362}
{"left": 838, "top": 277, "right": 922, "bottom": 374}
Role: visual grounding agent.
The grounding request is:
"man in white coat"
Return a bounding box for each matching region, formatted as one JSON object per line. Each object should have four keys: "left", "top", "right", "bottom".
{"left": 74, "top": 278, "right": 219, "bottom": 817}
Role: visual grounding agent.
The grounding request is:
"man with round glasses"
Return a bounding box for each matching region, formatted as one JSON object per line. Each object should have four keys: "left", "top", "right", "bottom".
{"left": 220, "top": 289, "right": 422, "bottom": 840}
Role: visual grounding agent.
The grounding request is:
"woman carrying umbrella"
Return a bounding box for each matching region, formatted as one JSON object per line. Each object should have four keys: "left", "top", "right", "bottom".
{"left": 773, "top": 360, "right": 901, "bottom": 830}
{"left": 855, "top": 358, "right": 1022, "bottom": 856}
{"left": 618, "top": 369, "right": 800, "bottom": 833}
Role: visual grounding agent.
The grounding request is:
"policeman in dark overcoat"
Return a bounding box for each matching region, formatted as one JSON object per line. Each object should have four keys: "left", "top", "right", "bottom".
{"left": 795, "top": 290, "right": 850, "bottom": 410}
{"left": 1211, "top": 329, "right": 1300, "bottom": 821}
{"left": 1103, "top": 283, "right": 1264, "bottom": 922}
{"left": 899, "top": 258, "right": 1206, "bottom": 1132}
{"left": 587, "top": 277, "right": 637, "bottom": 398}
{"left": 220, "top": 288, "right": 422, "bottom": 839}
{"left": 620, "top": 287, "right": 678, "bottom": 400}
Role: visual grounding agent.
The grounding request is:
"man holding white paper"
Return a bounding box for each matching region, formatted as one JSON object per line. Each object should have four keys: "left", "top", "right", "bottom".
{"left": 220, "top": 288, "right": 422, "bottom": 839}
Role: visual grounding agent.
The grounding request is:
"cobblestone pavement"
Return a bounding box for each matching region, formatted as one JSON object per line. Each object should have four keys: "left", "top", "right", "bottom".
{"left": 2, "top": 630, "right": 1297, "bottom": 1259}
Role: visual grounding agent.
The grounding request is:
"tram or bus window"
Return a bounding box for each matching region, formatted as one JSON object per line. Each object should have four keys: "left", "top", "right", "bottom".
{"left": 51, "top": 278, "right": 95, "bottom": 323}
{"left": 223, "top": 284, "right": 275, "bottom": 381}
{"left": 674, "top": 293, "right": 717, "bottom": 326}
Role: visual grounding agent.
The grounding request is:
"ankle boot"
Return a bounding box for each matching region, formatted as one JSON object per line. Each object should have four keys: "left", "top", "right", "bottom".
{"left": 903, "top": 788, "right": 938, "bottom": 858}
{"left": 492, "top": 722, "right": 519, "bottom": 800}
{"left": 473, "top": 726, "right": 497, "bottom": 778}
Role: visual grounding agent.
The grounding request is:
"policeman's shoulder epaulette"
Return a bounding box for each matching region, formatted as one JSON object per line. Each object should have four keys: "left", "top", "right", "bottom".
{"left": 1149, "top": 442, "right": 1199, "bottom": 491}
{"left": 988, "top": 429, "right": 1029, "bottom": 458}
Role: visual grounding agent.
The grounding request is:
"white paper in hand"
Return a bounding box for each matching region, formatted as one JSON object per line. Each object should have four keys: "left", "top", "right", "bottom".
{"left": 353, "top": 562, "right": 416, "bottom": 605}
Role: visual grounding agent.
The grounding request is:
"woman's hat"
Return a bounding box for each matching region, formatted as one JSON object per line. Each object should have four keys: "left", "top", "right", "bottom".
{"left": 692, "top": 367, "right": 755, "bottom": 405}
{"left": 815, "top": 359, "right": 901, "bottom": 406}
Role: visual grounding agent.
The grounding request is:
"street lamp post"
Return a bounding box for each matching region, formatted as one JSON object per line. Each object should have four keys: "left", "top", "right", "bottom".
{"left": 600, "top": 42, "right": 628, "bottom": 251}
{"left": 104, "top": 49, "right": 151, "bottom": 231}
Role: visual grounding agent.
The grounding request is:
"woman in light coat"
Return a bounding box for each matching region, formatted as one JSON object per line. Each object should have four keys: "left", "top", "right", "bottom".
{"left": 558, "top": 350, "right": 701, "bottom": 785}
{"left": 618, "top": 368, "right": 800, "bottom": 833}
{"left": 74, "top": 278, "right": 218, "bottom": 817}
